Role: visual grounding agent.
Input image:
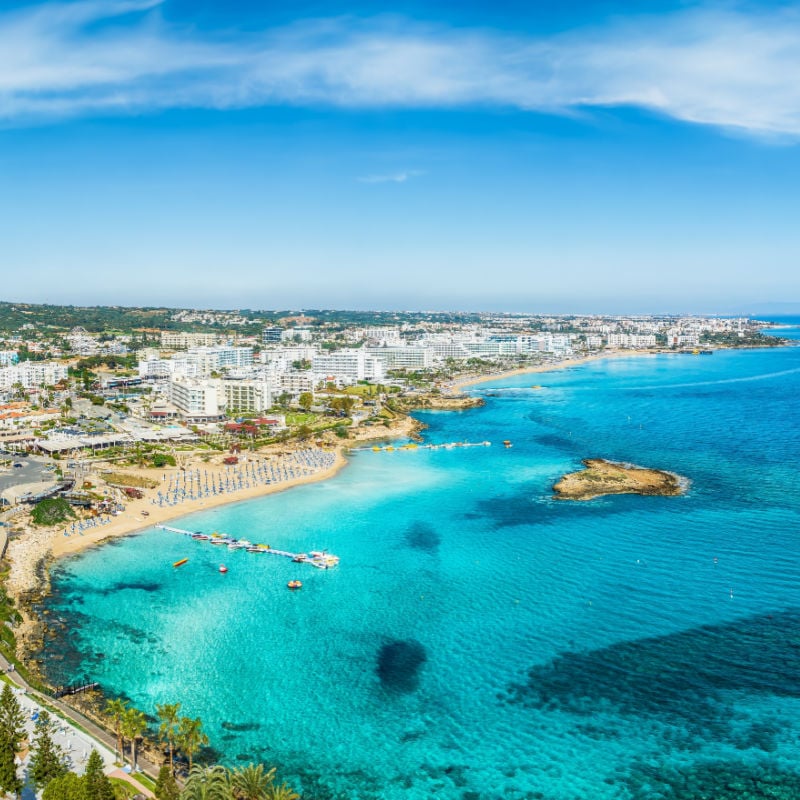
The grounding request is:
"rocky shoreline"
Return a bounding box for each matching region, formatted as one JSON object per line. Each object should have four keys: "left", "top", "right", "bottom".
{"left": 553, "top": 458, "right": 688, "bottom": 501}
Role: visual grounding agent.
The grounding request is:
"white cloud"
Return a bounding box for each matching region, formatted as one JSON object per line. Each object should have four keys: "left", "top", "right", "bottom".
{"left": 357, "top": 170, "right": 425, "bottom": 184}
{"left": 2, "top": 2, "right": 800, "bottom": 137}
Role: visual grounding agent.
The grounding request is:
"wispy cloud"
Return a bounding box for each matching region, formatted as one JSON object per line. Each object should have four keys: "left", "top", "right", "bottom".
{"left": 357, "top": 170, "right": 425, "bottom": 184}
{"left": 2, "top": 2, "right": 800, "bottom": 137}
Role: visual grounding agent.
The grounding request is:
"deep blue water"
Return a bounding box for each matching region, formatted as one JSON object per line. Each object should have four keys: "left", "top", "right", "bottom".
{"left": 42, "top": 341, "right": 800, "bottom": 799}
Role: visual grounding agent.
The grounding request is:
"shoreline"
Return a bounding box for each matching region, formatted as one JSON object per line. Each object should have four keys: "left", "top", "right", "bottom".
{"left": 50, "top": 448, "right": 350, "bottom": 560}
{"left": 5, "top": 414, "right": 422, "bottom": 602}
{"left": 448, "top": 348, "right": 661, "bottom": 392}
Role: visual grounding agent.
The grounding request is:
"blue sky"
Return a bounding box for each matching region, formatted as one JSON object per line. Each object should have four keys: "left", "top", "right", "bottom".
{"left": 1, "top": 0, "right": 799, "bottom": 313}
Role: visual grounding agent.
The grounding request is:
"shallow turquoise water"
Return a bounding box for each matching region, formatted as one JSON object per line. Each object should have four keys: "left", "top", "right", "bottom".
{"left": 42, "top": 338, "right": 800, "bottom": 799}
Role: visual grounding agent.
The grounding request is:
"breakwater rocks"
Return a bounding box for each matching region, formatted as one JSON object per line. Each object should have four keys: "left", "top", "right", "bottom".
{"left": 554, "top": 458, "right": 687, "bottom": 501}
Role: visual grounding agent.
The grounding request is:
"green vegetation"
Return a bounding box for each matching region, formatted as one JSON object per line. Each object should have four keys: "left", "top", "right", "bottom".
{"left": 177, "top": 716, "right": 208, "bottom": 770}
{"left": 100, "top": 472, "right": 158, "bottom": 489}
{"left": 0, "top": 682, "right": 25, "bottom": 796}
{"left": 154, "top": 764, "right": 180, "bottom": 800}
{"left": 285, "top": 413, "right": 314, "bottom": 426}
{"left": 700, "top": 330, "right": 784, "bottom": 347}
{"left": 156, "top": 702, "right": 182, "bottom": 773}
{"left": 31, "top": 498, "right": 75, "bottom": 527}
{"left": 30, "top": 710, "right": 68, "bottom": 789}
{"left": 120, "top": 707, "right": 147, "bottom": 770}
{"left": 151, "top": 453, "right": 176, "bottom": 468}
{"left": 39, "top": 750, "right": 115, "bottom": 800}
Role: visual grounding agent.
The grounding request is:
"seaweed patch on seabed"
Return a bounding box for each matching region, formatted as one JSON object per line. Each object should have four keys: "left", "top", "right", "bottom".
{"left": 502, "top": 610, "right": 800, "bottom": 749}
{"left": 618, "top": 757, "right": 800, "bottom": 800}
{"left": 404, "top": 521, "right": 441, "bottom": 553}
{"left": 377, "top": 639, "right": 427, "bottom": 693}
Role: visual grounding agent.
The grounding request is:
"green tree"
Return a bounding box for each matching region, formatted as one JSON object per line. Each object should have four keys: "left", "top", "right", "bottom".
{"left": 0, "top": 683, "right": 25, "bottom": 797}
{"left": 297, "top": 392, "right": 313, "bottom": 412}
{"left": 120, "top": 708, "right": 147, "bottom": 770}
{"left": 180, "top": 765, "right": 230, "bottom": 800}
{"left": 42, "top": 772, "right": 86, "bottom": 800}
{"left": 31, "top": 497, "right": 75, "bottom": 526}
{"left": 84, "top": 749, "right": 115, "bottom": 800}
{"left": 177, "top": 717, "right": 208, "bottom": 771}
{"left": 230, "top": 764, "right": 275, "bottom": 800}
{"left": 30, "top": 710, "right": 68, "bottom": 789}
{"left": 104, "top": 698, "right": 128, "bottom": 762}
{"left": 267, "top": 784, "right": 299, "bottom": 800}
{"left": 154, "top": 763, "right": 180, "bottom": 800}
{"left": 156, "top": 702, "right": 181, "bottom": 773}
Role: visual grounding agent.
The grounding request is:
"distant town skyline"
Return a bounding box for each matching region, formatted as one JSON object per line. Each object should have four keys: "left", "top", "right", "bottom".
{"left": 1, "top": 0, "right": 799, "bottom": 313}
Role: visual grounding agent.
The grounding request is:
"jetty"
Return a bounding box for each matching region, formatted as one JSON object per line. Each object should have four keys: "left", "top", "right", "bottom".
{"left": 54, "top": 681, "right": 100, "bottom": 699}
{"left": 353, "top": 440, "right": 491, "bottom": 453}
{"left": 157, "top": 525, "right": 339, "bottom": 569}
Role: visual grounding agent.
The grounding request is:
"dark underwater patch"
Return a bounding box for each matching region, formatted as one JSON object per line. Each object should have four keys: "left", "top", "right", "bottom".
{"left": 221, "top": 721, "right": 262, "bottom": 732}
{"left": 620, "top": 758, "right": 800, "bottom": 800}
{"left": 377, "top": 639, "right": 427, "bottom": 693}
{"left": 404, "top": 521, "right": 441, "bottom": 553}
{"left": 534, "top": 433, "right": 580, "bottom": 451}
{"left": 506, "top": 610, "right": 800, "bottom": 743}
{"left": 109, "top": 581, "right": 163, "bottom": 594}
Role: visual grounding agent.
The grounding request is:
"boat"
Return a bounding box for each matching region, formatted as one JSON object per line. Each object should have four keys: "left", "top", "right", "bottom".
{"left": 530, "top": 385, "right": 542, "bottom": 389}
{"left": 173, "top": 558, "right": 188, "bottom": 568}
{"left": 287, "top": 580, "right": 303, "bottom": 590}
{"left": 292, "top": 553, "right": 308, "bottom": 562}
{"left": 503, "top": 440, "right": 513, "bottom": 448}
{"left": 219, "top": 565, "right": 228, "bottom": 574}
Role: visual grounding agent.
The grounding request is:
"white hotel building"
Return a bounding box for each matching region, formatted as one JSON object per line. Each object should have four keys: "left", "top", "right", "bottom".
{"left": 311, "top": 351, "right": 386, "bottom": 386}
{"left": 168, "top": 377, "right": 225, "bottom": 421}
{"left": 0, "top": 361, "right": 69, "bottom": 390}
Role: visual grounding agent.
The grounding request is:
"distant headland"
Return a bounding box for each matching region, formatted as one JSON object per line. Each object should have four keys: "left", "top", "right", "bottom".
{"left": 553, "top": 458, "right": 687, "bottom": 501}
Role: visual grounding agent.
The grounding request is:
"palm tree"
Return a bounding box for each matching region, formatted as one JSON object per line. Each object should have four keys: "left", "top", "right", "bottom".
{"left": 230, "top": 764, "right": 275, "bottom": 800}
{"left": 120, "top": 708, "right": 147, "bottom": 770}
{"left": 104, "top": 698, "right": 128, "bottom": 762}
{"left": 181, "top": 765, "right": 231, "bottom": 800}
{"left": 267, "top": 784, "right": 299, "bottom": 800}
{"left": 177, "top": 717, "right": 208, "bottom": 771}
{"left": 156, "top": 702, "right": 181, "bottom": 773}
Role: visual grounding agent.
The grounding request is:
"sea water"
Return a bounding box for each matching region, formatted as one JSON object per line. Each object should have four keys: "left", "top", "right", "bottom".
{"left": 41, "top": 335, "right": 800, "bottom": 799}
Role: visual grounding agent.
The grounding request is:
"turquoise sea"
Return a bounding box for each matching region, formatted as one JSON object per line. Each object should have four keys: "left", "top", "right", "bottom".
{"left": 41, "top": 327, "right": 800, "bottom": 800}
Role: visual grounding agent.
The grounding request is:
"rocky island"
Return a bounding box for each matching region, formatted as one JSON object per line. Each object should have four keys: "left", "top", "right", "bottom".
{"left": 553, "top": 458, "right": 687, "bottom": 501}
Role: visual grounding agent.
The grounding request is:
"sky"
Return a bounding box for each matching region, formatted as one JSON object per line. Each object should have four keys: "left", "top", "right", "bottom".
{"left": 1, "top": 0, "right": 799, "bottom": 314}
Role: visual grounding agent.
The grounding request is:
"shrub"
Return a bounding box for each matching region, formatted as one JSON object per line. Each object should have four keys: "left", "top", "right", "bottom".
{"left": 30, "top": 498, "right": 75, "bottom": 527}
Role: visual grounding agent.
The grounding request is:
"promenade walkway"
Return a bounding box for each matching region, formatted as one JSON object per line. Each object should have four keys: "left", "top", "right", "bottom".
{"left": 0, "top": 653, "right": 159, "bottom": 792}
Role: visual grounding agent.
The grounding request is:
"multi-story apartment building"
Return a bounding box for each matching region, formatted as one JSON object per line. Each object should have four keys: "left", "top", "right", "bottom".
{"left": 0, "top": 361, "right": 69, "bottom": 389}
{"left": 365, "top": 346, "right": 433, "bottom": 370}
{"left": 311, "top": 351, "right": 385, "bottom": 386}
{"left": 169, "top": 377, "right": 225, "bottom": 420}
{"left": 161, "top": 331, "right": 219, "bottom": 349}
{"left": 222, "top": 378, "right": 275, "bottom": 413}
{"left": 262, "top": 327, "right": 283, "bottom": 344}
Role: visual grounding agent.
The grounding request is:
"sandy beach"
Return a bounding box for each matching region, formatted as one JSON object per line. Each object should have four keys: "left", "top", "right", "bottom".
{"left": 448, "top": 348, "right": 662, "bottom": 392}
{"left": 6, "top": 351, "right": 654, "bottom": 601}
{"left": 5, "top": 413, "right": 422, "bottom": 607}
